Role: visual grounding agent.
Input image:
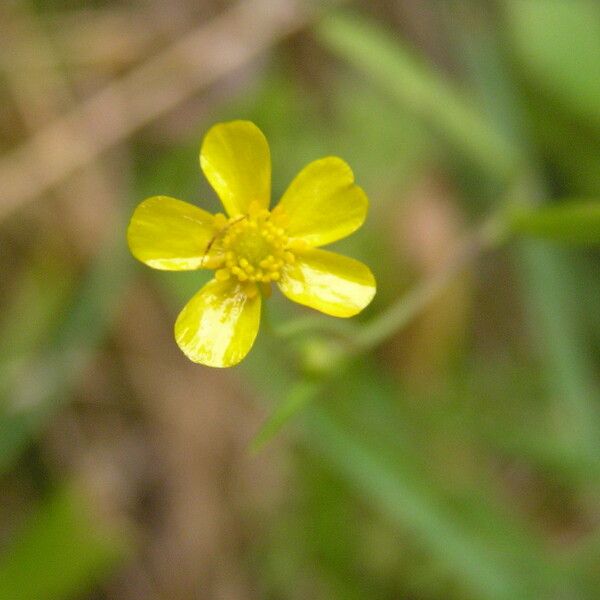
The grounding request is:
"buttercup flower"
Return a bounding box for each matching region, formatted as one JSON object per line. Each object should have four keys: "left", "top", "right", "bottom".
{"left": 127, "top": 121, "right": 376, "bottom": 367}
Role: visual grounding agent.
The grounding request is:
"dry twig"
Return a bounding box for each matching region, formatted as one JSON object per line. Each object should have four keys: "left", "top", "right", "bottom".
{"left": 0, "top": 0, "right": 307, "bottom": 222}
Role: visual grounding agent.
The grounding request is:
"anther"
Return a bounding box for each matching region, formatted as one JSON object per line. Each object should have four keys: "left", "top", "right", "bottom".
{"left": 214, "top": 207, "right": 290, "bottom": 284}
{"left": 201, "top": 254, "right": 225, "bottom": 269}
{"left": 288, "top": 238, "right": 309, "bottom": 252}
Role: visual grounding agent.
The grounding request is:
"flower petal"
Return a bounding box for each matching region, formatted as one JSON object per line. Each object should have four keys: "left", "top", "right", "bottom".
{"left": 200, "top": 120, "right": 271, "bottom": 217}
{"left": 278, "top": 248, "right": 376, "bottom": 317}
{"left": 174, "top": 278, "right": 261, "bottom": 367}
{"left": 127, "top": 196, "right": 217, "bottom": 270}
{"left": 275, "top": 157, "right": 368, "bottom": 246}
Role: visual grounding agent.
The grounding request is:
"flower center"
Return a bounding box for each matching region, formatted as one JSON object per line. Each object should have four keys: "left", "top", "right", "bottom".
{"left": 213, "top": 205, "right": 295, "bottom": 284}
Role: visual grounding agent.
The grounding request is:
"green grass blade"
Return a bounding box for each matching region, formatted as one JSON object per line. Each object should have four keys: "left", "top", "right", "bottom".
{"left": 453, "top": 7, "right": 600, "bottom": 454}
{"left": 304, "top": 401, "right": 559, "bottom": 600}
{"left": 316, "top": 11, "right": 521, "bottom": 181}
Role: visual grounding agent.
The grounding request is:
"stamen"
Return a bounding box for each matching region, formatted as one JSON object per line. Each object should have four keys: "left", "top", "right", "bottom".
{"left": 288, "top": 238, "right": 309, "bottom": 252}
{"left": 212, "top": 207, "right": 295, "bottom": 285}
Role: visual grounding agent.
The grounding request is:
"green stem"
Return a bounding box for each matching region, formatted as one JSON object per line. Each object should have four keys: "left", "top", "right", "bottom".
{"left": 354, "top": 212, "right": 509, "bottom": 352}
{"left": 252, "top": 212, "right": 510, "bottom": 453}
{"left": 270, "top": 212, "right": 509, "bottom": 353}
{"left": 250, "top": 379, "right": 321, "bottom": 452}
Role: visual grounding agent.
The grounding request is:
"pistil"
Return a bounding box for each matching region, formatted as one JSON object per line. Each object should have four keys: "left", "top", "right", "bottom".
{"left": 211, "top": 203, "right": 295, "bottom": 285}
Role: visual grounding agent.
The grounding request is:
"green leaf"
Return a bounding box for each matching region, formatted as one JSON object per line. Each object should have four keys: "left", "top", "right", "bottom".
{"left": 316, "top": 11, "right": 521, "bottom": 181}
{"left": 510, "top": 201, "right": 600, "bottom": 243}
{"left": 0, "top": 487, "right": 128, "bottom": 600}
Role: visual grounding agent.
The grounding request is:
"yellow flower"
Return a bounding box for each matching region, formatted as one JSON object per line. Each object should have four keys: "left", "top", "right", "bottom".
{"left": 127, "top": 120, "right": 376, "bottom": 367}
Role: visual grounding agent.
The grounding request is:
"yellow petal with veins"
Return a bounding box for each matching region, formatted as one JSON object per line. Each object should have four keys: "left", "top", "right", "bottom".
{"left": 200, "top": 120, "right": 271, "bottom": 217}
{"left": 174, "top": 278, "right": 261, "bottom": 367}
{"left": 278, "top": 248, "right": 376, "bottom": 318}
{"left": 275, "top": 157, "right": 368, "bottom": 247}
{"left": 127, "top": 196, "right": 216, "bottom": 270}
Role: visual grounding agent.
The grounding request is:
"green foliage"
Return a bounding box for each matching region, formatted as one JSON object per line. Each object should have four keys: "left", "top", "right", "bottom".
{"left": 316, "top": 12, "right": 521, "bottom": 181}
{"left": 2, "top": 2, "right": 600, "bottom": 599}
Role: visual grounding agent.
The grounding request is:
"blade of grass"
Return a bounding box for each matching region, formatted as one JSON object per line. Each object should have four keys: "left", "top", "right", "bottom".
{"left": 316, "top": 11, "right": 522, "bottom": 182}
{"left": 242, "top": 329, "right": 567, "bottom": 598}
{"left": 454, "top": 2, "right": 600, "bottom": 454}
{"left": 299, "top": 367, "right": 563, "bottom": 600}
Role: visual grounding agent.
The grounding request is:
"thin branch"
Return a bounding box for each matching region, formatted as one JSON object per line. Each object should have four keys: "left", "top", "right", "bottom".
{"left": 1, "top": 3, "right": 129, "bottom": 252}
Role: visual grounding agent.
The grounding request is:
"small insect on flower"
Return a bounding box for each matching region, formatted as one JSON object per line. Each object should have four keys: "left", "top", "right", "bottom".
{"left": 127, "top": 121, "right": 376, "bottom": 367}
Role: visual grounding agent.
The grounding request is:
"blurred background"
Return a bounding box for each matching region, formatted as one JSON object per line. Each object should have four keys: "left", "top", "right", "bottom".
{"left": 1, "top": 0, "right": 599, "bottom": 598}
